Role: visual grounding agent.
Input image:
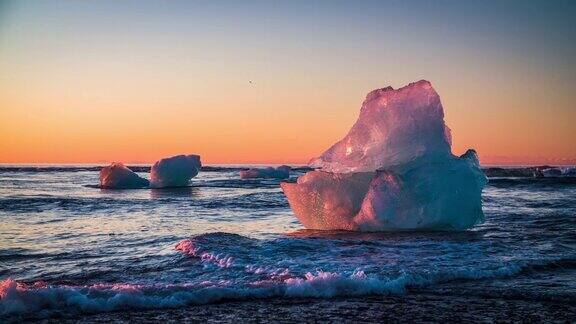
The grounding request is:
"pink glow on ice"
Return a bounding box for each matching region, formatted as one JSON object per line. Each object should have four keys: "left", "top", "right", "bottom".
{"left": 310, "top": 80, "right": 451, "bottom": 173}
{"left": 281, "top": 171, "right": 375, "bottom": 230}
{"left": 99, "top": 162, "right": 149, "bottom": 189}
{"left": 283, "top": 81, "right": 487, "bottom": 231}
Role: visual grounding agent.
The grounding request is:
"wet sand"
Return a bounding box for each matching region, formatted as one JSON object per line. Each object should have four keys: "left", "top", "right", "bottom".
{"left": 28, "top": 292, "right": 574, "bottom": 323}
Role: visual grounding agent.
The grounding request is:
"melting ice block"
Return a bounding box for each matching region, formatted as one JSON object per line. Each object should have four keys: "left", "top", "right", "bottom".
{"left": 240, "top": 166, "right": 291, "bottom": 179}
{"left": 150, "top": 155, "right": 201, "bottom": 188}
{"left": 310, "top": 80, "right": 451, "bottom": 173}
{"left": 99, "top": 162, "right": 150, "bottom": 189}
{"left": 282, "top": 80, "right": 487, "bottom": 231}
{"left": 281, "top": 171, "right": 375, "bottom": 230}
{"left": 354, "top": 151, "right": 486, "bottom": 231}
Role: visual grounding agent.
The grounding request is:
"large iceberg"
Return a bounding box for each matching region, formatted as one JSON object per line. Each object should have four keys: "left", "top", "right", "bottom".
{"left": 99, "top": 162, "right": 150, "bottom": 189}
{"left": 309, "top": 80, "right": 452, "bottom": 173}
{"left": 240, "top": 166, "right": 291, "bottom": 179}
{"left": 150, "top": 155, "right": 202, "bottom": 188}
{"left": 281, "top": 80, "right": 487, "bottom": 231}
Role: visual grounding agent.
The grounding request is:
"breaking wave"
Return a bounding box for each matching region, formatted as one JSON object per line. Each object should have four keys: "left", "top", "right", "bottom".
{"left": 0, "top": 265, "right": 525, "bottom": 318}
{"left": 2, "top": 246, "right": 572, "bottom": 319}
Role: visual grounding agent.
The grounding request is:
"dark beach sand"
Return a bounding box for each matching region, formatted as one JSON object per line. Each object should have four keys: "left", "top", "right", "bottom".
{"left": 30, "top": 292, "right": 574, "bottom": 323}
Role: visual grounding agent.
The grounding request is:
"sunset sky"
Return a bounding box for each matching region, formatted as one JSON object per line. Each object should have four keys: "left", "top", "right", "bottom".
{"left": 1, "top": 0, "right": 575, "bottom": 165}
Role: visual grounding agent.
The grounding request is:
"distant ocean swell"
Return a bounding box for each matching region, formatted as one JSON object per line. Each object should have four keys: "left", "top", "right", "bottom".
{"left": 0, "top": 165, "right": 574, "bottom": 178}
{"left": 0, "top": 166, "right": 312, "bottom": 173}
{"left": 0, "top": 191, "right": 289, "bottom": 213}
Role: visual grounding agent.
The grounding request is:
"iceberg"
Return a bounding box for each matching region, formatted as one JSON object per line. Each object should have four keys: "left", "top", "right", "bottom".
{"left": 309, "top": 80, "right": 452, "bottom": 173}
{"left": 240, "top": 166, "right": 291, "bottom": 179}
{"left": 354, "top": 150, "right": 486, "bottom": 231}
{"left": 281, "top": 80, "right": 487, "bottom": 231}
{"left": 150, "top": 155, "right": 202, "bottom": 188}
{"left": 99, "top": 162, "right": 150, "bottom": 189}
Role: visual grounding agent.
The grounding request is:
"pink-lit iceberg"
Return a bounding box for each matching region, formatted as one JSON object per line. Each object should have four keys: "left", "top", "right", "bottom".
{"left": 99, "top": 162, "right": 150, "bottom": 189}
{"left": 240, "top": 166, "right": 291, "bottom": 179}
{"left": 150, "top": 154, "right": 202, "bottom": 188}
{"left": 281, "top": 80, "right": 487, "bottom": 231}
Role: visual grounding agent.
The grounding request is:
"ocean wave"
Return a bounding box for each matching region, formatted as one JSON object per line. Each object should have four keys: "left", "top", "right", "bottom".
{"left": 2, "top": 230, "right": 574, "bottom": 320}
{"left": 86, "top": 179, "right": 293, "bottom": 190}
{"left": 0, "top": 263, "right": 531, "bottom": 319}
{"left": 0, "top": 191, "right": 289, "bottom": 214}
{"left": 487, "top": 177, "right": 576, "bottom": 187}
{"left": 175, "top": 238, "right": 236, "bottom": 268}
{"left": 2, "top": 165, "right": 574, "bottom": 177}
{"left": 483, "top": 166, "right": 576, "bottom": 178}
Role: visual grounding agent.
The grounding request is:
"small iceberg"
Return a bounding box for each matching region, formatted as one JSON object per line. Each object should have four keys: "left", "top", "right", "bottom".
{"left": 150, "top": 154, "right": 202, "bottom": 188}
{"left": 240, "top": 166, "right": 291, "bottom": 179}
{"left": 281, "top": 80, "right": 487, "bottom": 231}
{"left": 99, "top": 162, "right": 150, "bottom": 189}
{"left": 97, "top": 154, "right": 201, "bottom": 189}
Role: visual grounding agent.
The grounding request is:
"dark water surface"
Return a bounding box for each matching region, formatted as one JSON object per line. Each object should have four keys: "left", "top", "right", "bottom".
{"left": 0, "top": 165, "right": 574, "bottom": 319}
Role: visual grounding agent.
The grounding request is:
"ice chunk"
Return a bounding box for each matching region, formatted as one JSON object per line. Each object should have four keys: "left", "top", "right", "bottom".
{"left": 310, "top": 80, "right": 452, "bottom": 173}
{"left": 282, "top": 81, "right": 487, "bottom": 231}
{"left": 99, "top": 162, "right": 149, "bottom": 189}
{"left": 240, "top": 166, "right": 291, "bottom": 179}
{"left": 150, "top": 155, "right": 201, "bottom": 188}
{"left": 283, "top": 154, "right": 485, "bottom": 231}
{"left": 281, "top": 171, "right": 375, "bottom": 230}
{"left": 355, "top": 152, "right": 486, "bottom": 231}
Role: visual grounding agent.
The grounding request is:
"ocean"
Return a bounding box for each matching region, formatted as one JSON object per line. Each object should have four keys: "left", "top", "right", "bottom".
{"left": 1, "top": 165, "right": 575, "bottom": 321}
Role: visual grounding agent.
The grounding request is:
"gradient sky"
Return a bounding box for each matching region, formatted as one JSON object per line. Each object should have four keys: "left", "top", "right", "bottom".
{"left": 1, "top": 0, "right": 575, "bottom": 165}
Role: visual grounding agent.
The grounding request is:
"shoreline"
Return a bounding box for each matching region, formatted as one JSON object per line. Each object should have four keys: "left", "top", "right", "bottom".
{"left": 8, "top": 291, "right": 573, "bottom": 323}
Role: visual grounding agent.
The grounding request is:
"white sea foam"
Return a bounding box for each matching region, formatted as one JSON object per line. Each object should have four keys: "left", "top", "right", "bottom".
{"left": 4, "top": 234, "right": 553, "bottom": 318}
{"left": 0, "top": 261, "right": 531, "bottom": 318}
{"left": 175, "top": 239, "right": 235, "bottom": 268}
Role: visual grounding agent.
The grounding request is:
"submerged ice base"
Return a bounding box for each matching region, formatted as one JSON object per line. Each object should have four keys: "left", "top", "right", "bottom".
{"left": 282, "top": 80, "right": 487, "bottom": 231}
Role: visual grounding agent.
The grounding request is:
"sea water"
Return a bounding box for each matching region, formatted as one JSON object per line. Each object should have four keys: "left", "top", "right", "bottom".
{"left": 0, "top": 165, "right": 574, "bottom": 319}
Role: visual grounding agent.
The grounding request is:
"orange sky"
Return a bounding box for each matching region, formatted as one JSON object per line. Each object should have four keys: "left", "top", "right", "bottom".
{"left": 1, "top": 1, "right": 575, "bottom": 165}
